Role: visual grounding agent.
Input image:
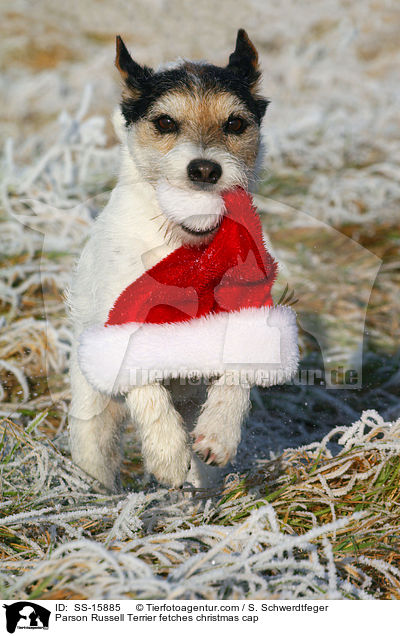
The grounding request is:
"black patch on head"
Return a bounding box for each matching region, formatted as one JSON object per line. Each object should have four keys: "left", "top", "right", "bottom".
{"left": 118, "top": 29, "right": 268, "bottom": 127}
{"left": 227, "top": 28, "right": 261, "bottom": 89}
{"left": 116, "top": 35, "right": 153, "bottom": 83}
{"left": 120, "top": 63, "right": 269, "bottom": 127}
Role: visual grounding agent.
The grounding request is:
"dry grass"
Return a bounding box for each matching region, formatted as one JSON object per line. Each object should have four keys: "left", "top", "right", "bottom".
{"left": 217, "top": 424, "right": 400, "bottom": 598}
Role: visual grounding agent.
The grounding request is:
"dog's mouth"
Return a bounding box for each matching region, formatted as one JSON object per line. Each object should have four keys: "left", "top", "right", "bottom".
{"left": 156, "top": 181, "right": 226, "bottom": 244}
{"left": 179, "top": 220, "right": 222, "bottom": 237}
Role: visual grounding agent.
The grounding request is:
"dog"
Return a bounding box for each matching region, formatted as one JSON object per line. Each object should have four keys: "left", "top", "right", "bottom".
{"left": 67, "top": 29, "right": 270, "bottom": 491}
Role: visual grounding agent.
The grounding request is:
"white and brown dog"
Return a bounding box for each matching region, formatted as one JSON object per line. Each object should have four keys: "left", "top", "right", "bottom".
{"left": 68, "top": 30, "right": 298, "bottom": 491}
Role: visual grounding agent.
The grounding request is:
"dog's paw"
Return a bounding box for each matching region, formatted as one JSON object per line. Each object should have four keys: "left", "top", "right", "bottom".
{"left": 191, "top": 382, "right": 247, "bottom": 467}
{"left": 146, "top": 445, "right": 192, "bottom": 488}
{"left": 192, "top": 432, "right": 235, "bottom": 466}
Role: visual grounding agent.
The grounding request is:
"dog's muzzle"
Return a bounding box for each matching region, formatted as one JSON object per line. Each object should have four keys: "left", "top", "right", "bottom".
{"left": 156, "top": 181, "right": 226, "bottom": 233}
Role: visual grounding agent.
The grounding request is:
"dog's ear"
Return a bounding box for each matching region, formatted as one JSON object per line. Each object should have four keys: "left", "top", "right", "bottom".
{"left": 115, "top": 35, "right": 153, "bottom": 97}
{"left": 227, "top": 29, "right": 268, "bottom": 121}
{"left": 227, "top": 29, "right": 261, "bottom": 88}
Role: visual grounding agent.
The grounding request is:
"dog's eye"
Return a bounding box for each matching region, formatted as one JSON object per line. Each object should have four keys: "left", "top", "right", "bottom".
{"left": 153, "top": 115, "right": 178, "bottom": 133}
{"left": 224, "top": 116, "right": 248, "bottom": 135}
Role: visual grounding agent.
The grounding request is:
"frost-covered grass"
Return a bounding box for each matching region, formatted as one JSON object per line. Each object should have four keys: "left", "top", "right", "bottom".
{"left": 0, "top": 410, "right": 399, "bottom": 600}
{"left": 1, "top": 0, "right": 400, "bottom": 600}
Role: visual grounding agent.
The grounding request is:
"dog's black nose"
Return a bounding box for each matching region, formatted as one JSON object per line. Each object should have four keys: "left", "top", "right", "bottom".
{"left": 187, "top": 159, "right": 222, "bottom": 184}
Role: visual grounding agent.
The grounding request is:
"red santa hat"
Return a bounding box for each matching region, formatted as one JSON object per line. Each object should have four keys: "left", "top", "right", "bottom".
{"left": 78, "top": 188, "right": 299, "bottom": 394}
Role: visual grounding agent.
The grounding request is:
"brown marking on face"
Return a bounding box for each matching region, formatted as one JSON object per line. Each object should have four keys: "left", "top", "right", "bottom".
{"left": 135, "top": 115, "right": 178, "bottom": 155}
{"left": 134, "top": 82, "right": 260, "bottom": 168}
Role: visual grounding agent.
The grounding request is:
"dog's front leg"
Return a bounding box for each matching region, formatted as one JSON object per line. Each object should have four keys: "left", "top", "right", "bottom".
{"left": 192, "top": 377, "right": 250, "bottom": 466}
{"left": 126, "top": 384, "right": 191, "bottom": 487}
{"left": 69, "top": 353, "right": 127, "bottom": 492}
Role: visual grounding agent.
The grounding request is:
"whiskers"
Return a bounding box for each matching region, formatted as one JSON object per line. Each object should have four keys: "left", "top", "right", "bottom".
{"left": 149, "top": 212, "right": 164, "bottom": 222}
{"left": 156, "top": 216, "right": 175, "bottom": 245}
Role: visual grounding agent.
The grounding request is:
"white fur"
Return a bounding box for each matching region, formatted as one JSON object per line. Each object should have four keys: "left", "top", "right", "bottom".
{"left": 68, "top": 103, "right": 298, "bottom": 491}
{"left": 126, "top": 384, "right": 191, "bottom": 488}
{"left": 156, "top": 181, "right": 225, "bottom": 231}
{"left": 192, "top": 381, "right": 251, "bottom": 466}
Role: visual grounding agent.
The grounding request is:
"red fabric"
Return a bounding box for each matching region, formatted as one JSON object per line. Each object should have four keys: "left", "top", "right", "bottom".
{"left": 107, "top": 188, "right": 277, "bottom": 325}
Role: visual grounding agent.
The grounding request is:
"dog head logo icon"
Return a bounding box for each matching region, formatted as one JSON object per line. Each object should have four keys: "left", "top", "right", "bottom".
{"left": 3, "top": 602, "right": 50, "bottom": 633}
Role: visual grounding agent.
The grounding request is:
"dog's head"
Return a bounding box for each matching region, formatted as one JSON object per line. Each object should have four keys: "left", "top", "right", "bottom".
{"left": 115, "top": 30, "right": 268, "bottom": 243}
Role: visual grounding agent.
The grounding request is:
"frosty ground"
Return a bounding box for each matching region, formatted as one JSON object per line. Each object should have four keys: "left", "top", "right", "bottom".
{"left": 0, "top": 0, "right": 399, "bottom": 599}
